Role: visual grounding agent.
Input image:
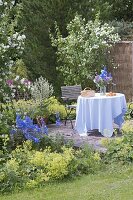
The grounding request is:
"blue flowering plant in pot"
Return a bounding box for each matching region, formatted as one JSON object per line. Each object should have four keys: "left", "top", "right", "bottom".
{"left": 93, "top": 67, "right": 112, "bottom": 95}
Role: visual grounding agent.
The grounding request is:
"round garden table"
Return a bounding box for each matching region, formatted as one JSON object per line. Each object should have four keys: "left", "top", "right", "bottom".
{"left": 75, "top": 93, "right": 127, "bottom": 137}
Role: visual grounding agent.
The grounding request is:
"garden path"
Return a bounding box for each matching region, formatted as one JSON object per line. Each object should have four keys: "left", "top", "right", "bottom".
{"left": 48, "top": 120, "right": 110, "bottom": 153}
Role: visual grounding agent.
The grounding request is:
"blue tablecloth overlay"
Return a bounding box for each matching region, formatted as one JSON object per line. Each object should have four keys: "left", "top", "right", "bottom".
{"left": 75, "top": 93, "right": 127, "bottom": 137}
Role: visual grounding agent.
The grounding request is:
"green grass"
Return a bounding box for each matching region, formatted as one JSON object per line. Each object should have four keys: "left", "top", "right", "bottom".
{"left": 1, "top": 164, "right": 133, "bottom": 200}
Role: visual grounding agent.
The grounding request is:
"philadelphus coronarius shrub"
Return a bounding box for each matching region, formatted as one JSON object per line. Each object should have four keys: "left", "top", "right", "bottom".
{"left": 31, "top": 76, "right": 53, "bottom": 102}
{"left": 50, "top": 14, "right": 120, "bottom": 86}
{"left": 6, "top": 75, "right": 32, "bottom": 100}
{"left": 0, "top": 0, "right": 26, "bottom": 102}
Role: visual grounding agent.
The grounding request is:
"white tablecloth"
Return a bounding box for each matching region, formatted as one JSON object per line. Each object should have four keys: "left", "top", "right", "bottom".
{"left": 75, "top": 93, "right": 127, "bottom": 137}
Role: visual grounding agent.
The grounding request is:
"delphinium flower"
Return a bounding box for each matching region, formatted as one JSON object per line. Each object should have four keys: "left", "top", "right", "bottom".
{"left": 55, "top": 112, "right": 61, "bottom": 126}
{"left": 94, "top": 67, "right": 112, "bottom": 87}
{"left": 14, "top": 114, "right": 48, "bottom": 143}
{"left": 40, "top": 117, "right": 48, "bottom": 135}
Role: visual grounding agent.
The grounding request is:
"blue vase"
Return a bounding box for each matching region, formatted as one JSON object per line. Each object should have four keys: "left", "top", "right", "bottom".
{"left": 100, "top": 86, "right": 106, "bottom": 96}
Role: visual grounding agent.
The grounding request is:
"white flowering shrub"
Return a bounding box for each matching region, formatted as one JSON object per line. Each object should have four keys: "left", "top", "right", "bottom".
{"left": 6, "top": 76, "right": 32, "bottom": 100}
{"left": 0, "top": 0, "right": 26, "bottom": 102}
{"left": 50, "top": 14, "right": 120, "bottom": 86}
{"left": 31, "top": 76, "right": 54, "bottom": 102}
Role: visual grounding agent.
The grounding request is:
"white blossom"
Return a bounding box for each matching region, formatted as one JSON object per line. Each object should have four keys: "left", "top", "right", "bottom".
{"left": 11, "top": 1, "right": 15, "bottom": 5}
{"left": 14, "top": 75, "right": 20, "bottom": 81}
{"left": 4, "top": 2, "right": 7, "bottom": 6}
{"left": 20, "top": 78, "right": 25, "bottom": 84}
{"left": 11, "top": 93, "right": 15, "bottom": 97}
{"left": 0, "top": 0, "right": 3, "bottom": 6}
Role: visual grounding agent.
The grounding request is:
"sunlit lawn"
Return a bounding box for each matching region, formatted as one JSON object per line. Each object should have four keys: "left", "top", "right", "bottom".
{"left": 1, "top": 164, "right": 133, "bottom": 200}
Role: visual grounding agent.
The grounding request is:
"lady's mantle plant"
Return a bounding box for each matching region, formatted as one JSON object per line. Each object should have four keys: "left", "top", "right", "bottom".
{"left": 0, "top": 140, "right": 101, "bottom": 193}
{"left": 50, "top": 14, "right": 120, "bottom": 86}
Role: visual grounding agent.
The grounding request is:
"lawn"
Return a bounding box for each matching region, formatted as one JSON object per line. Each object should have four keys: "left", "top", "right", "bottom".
{"left": 1, "top": 164, "right": 133, "bottom": 200}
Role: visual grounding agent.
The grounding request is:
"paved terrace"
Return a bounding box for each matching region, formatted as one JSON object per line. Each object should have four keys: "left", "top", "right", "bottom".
{"left": 48, "top": 120, "right": 133, "bottom": 152}
{"left": 48, "top": 120, "right": 113, "bottom": 153}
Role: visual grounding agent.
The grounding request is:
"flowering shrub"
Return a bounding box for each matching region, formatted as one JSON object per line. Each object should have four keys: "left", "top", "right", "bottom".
{"left": 0, "top": 0, "right": 26, "bottom": 102}
{"left": 93, "top": 67, "right": 112, "bottom": 87}
{"left": 50, "top": 14, "right": 120, "bottom": 86}
{"left": 6, "top": 76, "right": 32, "bottom": 100}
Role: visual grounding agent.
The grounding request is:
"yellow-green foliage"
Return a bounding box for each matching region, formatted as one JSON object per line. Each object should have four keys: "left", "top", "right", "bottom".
{"left": 104, "top": 128, "right": 133, "bottom": 164}
{"left": 30, "top": 148, "right": 50, "bottom": 167}
{"left": 0, "top": 141, "right": 101, "bottom": 192}
{"left": 122, "top": 120, "right": 133, "bottom": 134}
{"left": 26, "top": 180, "right": 38, "bottom": 189}
{"left": 0, "top": 141, "right": 76, "bottom": 192}
{"left": 101, "top": 120, "right": 133, "bottom": 149}
{"left": 0, "top": 102, "right": 16, "bottom": 125}
{"left": 93, "top": 152, "right": 101, "bottom": 162}
{"left": 46, "top": 96, "right": 66, "bottom": 118}
{"left": 13, "top": 99, "right": 39, "bottom": 117}
{"left": 13, "top": 96, "right": 67, "bottom": 119}
{"left": 100, "top": 138, "right": 110, "bottom": 148}
{"left": 30, "top": 147, "right": 74, "bottom": 179}
{"left": 101, "top": 137, "right": 124, "bottom": 148}
{"left": 46, "top": 147, "right": 74, "bottom": 179}
{"left": 46, "top": 96, "right": 76, "bottom": 120}
{"left": 127, "top": 102, "right": 133, "bottom": 109}
{"left": 5, "top": 158, "right": 19, "bottom": 173}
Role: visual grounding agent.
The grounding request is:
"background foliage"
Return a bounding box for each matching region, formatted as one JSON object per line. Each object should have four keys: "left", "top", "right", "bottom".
{"left": 15, "top": 0, "right": 133, "bottom": 95}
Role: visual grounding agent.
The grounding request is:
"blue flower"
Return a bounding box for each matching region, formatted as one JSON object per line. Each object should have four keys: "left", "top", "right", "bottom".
{"left": 34, "top": 138, "right": 40, "bottom": 143}
{"left": 94, "top": 67, "right": 112, "bottom": 87}
{"left": 10, "top": 129, "right": 17, "bottom": 134}
{"left": 55, "top": 112, "right": 61, "bottom": 126}
{"left": 15, "top": 114, "right": 48, "bottom": 143}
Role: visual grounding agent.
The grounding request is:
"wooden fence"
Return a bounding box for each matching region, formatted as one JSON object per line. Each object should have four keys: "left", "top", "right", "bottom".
{"left": 110, "top": 41, "right": 133, "bottom": 102}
